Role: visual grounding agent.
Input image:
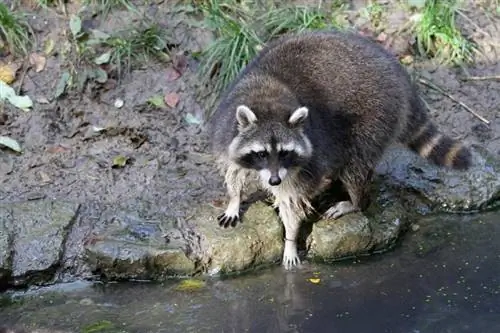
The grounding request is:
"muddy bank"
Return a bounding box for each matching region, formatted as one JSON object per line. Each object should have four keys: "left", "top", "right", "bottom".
{"left": 1, "top": 141, "right": 500, "bottom": 291}
{"left": 1, "top": 1, "right": 500, "bottom": 290}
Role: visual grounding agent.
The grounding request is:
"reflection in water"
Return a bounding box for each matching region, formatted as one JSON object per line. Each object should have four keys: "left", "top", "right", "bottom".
{"left": 1, "top": 212, "right": 499, "bottom": 332}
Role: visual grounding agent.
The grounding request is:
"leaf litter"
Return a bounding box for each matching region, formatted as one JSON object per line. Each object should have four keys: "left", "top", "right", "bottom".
{"left": 0, "top": 80, "right": 33, "bottom": 111}
{"left": 0, "top": 136, "right": 22, "bottom": 153}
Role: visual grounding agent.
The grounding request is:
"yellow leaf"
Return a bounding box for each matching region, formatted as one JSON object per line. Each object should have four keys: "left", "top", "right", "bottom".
{"left": 112, "top": 155, "right": 129, "bottom": 168}
{"left": 0, "top": 63, "right": 16, "bottom": 84}
{"left": 174, "top": 279, "right": 206, "bottom": 292}
{"left": 43, "top": 38, "right": 56, "bottom": 56}
{"left": 307, "top": 278, "right": 321, "bottom": 284}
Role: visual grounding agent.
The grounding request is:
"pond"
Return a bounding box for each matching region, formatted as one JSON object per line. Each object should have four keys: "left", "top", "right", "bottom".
{"left": 1, "top": 211, "right": 499, "bottom": 333}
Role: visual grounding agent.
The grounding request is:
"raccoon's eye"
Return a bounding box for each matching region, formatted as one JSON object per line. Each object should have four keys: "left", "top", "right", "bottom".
{"left": 256, "top": 151, "right": 267, "bottom": 159}
{"left": 279, "top": 150, "right": 290, "bottom": 158}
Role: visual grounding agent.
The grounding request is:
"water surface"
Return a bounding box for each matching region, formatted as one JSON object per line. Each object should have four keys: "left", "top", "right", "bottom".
{"left": 1, "top": 211, "right": 499, "bottom": 333}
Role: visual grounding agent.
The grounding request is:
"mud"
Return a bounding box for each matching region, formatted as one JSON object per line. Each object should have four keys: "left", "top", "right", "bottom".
{"left": 1, "top": 1, "right": 499, "bottom": 208}
{"left": 1, "top": 0, "right": 500, "bottom": 289}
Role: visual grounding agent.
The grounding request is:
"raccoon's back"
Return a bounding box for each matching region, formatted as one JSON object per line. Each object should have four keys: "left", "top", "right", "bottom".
{"left": 208, "top": 29, "right": 415, "bottom": 153}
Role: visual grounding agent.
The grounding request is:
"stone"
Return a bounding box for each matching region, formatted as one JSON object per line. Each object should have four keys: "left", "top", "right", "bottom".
{"left": 0, "top": 201, "right": 79, "bottom": 289}
{"left": 84, "top": 210, "right": 196, "bottom": 280}
{"left": 189, "top": 201, "right": 284, "bottom": 275}
{"left": 376, "top": 144, "right": 500, "bottom": 212}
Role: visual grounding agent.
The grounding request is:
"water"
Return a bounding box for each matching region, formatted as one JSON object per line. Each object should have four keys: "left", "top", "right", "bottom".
{"left": 1, "top": 211, "right": 499, "bottom": 333}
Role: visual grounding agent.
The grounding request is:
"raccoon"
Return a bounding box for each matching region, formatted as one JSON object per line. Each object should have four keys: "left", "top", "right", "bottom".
{"left": 206, "top": 29, "right": 471, "bottom": 270}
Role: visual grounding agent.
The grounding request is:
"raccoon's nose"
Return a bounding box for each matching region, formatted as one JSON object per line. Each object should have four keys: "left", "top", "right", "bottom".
{"left": 269, "top": 175, "right": 281, "bottom": 186}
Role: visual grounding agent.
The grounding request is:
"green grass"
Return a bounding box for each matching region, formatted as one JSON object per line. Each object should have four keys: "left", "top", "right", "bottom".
{"left": 0, "top": 3, "right": 34, "bottom": 57}
{"left": 195, "top": 1, "right": 347, "bottom": 99}
{"left": 411, "top": 0, "right": 477, "bottom": 65}
{"left": 82, "top": 0, "right": 137, "bottom": 18}
{"left": 100, "top": 24, "right": 172, "bottom": 78}
{"left": 196, "top": 0, "right": 264, "bottom": 98}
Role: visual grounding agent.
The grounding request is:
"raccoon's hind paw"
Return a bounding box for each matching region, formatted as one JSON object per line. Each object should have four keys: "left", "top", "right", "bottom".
{"left": 217, "top": 212, "right": 240, "bottom": 228}
{"left": 323, "top": 201, "right": 359, "bottom": 220}
{"left": 282, "top": 240, "right": 301, "bottom": 270}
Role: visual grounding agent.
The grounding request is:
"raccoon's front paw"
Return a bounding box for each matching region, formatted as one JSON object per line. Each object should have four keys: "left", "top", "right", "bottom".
{"left": 323, "top": 201, "right": 358, "bottom": 220}
{"left": 282, "top": 240, "right": 301, "bottom": 270}
{"left": 217, "top": 212, "right": 240, "bottom": 228}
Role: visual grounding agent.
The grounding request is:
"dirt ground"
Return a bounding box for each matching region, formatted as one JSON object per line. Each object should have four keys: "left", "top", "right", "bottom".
{"left": 1, "top": 0, "right": 500, "bottom": 220}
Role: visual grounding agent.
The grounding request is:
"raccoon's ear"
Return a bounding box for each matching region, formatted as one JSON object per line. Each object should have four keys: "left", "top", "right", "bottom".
{"left": 288, "top": 107, "right": 309, "bottom": 127}
{"left": 236, "top": 105, "right": 258, "bottom": 129}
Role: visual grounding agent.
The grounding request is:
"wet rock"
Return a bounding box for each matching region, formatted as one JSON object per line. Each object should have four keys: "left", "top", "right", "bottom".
{"left": 188, "top": 202, "right": 284, "bottom": 275}
{"left": 306, "top": 200, "right": 408, "bottom": 262}
{"left": 0, "top": 201, "right": 80, "bottom": 290}
{"left": 376, "top": 145, "right": 500, "bottom": 212}
{"left": 84, "top": 211, "right": 196, "bottom": 280}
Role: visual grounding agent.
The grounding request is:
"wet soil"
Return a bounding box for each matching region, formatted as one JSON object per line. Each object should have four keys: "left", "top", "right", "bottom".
{"left": 1, "top": 1, "right": 500, "bottom": 218}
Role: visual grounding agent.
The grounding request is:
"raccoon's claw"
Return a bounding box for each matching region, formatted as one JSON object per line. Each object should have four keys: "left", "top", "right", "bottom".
{"left": 323, "top": 201, "right": 359, "bottom": 220}
{"left": 217, "top": 213, "right": 240, "bottom": 228}
{"left": 282, "top": 239, "right": 301, "bottom": 270}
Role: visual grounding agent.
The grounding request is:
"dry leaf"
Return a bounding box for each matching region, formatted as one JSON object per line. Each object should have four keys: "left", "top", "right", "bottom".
{"left": 36, "top": 96, "right": 50, "bottom": 104}
{"left": 376, "top": 32, "right": 388, "bottom": 43}
{"left": 46, "top": 145, "right": 70, "bottom": 153}
{"left": 172, "top": 51, "right": 188, "bottom": 75}
{"left": 307, "top": 278, "right": 321, "bottom": 284}
{"left": 165, "top": 66, "right": 181, "bottom": 82}
{"left": 29, "top": 53, "right": 47, "bottom": 73}
{"left": 0, "top": 62, "right": 17, "bottom": 84}
{"left": 39, "top": 171, "right": 51, "bottom": 183}
{"left": 43, "top": 38, "right": 56, "bottom": 55}
{"left": 164, "top": 92, "right": 180, "bottom": 108}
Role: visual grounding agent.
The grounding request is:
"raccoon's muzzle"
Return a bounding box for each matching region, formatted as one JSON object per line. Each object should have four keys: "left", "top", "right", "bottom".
{"left": 269, "top": 175, "right": 281, "bottom": 186}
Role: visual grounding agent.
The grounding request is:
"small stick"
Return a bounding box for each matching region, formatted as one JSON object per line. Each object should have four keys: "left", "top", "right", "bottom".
{"left": 16, "top": 62, "right": 31, "bottom": 96}
{"left": 417, "top": 77, "right": 490, "bottom": 125}
{"left": 461, "top": 75, "right": 500, "bottom": 81}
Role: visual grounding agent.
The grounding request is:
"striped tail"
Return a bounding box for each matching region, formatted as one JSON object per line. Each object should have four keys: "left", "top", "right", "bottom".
{"left": 406, "top": 120, "right": 471, "bottom": 170}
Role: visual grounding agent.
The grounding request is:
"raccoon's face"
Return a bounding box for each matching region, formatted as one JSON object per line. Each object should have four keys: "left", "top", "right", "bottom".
{"left": 228, "top": 104, "right": 313, "bottom": 186}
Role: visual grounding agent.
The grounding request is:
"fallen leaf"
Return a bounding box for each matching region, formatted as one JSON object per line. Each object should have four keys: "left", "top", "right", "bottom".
{"left": 54, "top": 71, "right": 71, "bottom": 99}
{"left": 39, "top": 171, "right": 51, "bottom": 183}
{"left": 399, "top": 54, "right": 414, "bottom": 65}
{"left": 93, "top": 68, "right": 108, "bottom": 84}
{"left": 94, "top": 52, "right": 111, "bottom": 65}
{"left": 172, "top": 51, "right": 188, "bottom": 75}
{"left": 174, "top": 279, "right": 206, "bottom": 292}
{"left": 69, "top": 14, "right": 82, "bottom": 37}
{"left": 0, "top": 136, "right": 22, "bottom": 152}
{"left": 46, "top": 145, "right": 70, "bottom": 153}
{"left": 29, "top": 53, "right": 47, "bottom": 72}
{"left": 307, "top": 278, "right": 321, "bottom": 284}
{"left": 43, "top": 38, "right": 56, "bottom": 55}
{"left": 0, "top": 63, "right": 16, "bottom": 84}
{"left": 165, "top": 66, "right": 181, "bottom": 81}
{"left": 164, "top": 92, "right": 180, "bottom": 108}
{"left": 376, "top": 32, "right": 388, "bottom": 43}
{"left": 147, "top": 95, "right": 166, "bottom": 108}
{"left": 0, "top": 81, "right": 33, "bottom": 111}
{"left": 184, "top": 113, "right": 201, "bottom": 125}
{"left": 112, "top": 155, "right": 129, "bottom": 168}
{"left": 36, "top": 96, "right": 50, "bottom": 104}
{"left": 90, "top": 29, "right": 111, "bottom": 41}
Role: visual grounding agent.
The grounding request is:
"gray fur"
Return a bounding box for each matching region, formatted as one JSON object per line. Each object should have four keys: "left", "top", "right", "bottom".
{"left": 206, "top": 29, "right": 471, "bottom": 269}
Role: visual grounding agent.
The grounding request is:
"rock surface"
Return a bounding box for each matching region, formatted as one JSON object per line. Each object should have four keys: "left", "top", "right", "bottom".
{"left": 376, "top": 144, "right": 500, "bottom": 212}
{"left": 0, "top": 144, "right": 499, "bottom": 291}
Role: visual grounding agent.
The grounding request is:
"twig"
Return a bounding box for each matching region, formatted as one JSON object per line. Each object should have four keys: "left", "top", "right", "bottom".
{"left": 417, "top": 77, "right": 490, "bottom": 125}
{"left": 460, "top": 75, "right": 500, "bottom": 81}
{"left": 16, "top": 62, "right": 31, "bottom": 95}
